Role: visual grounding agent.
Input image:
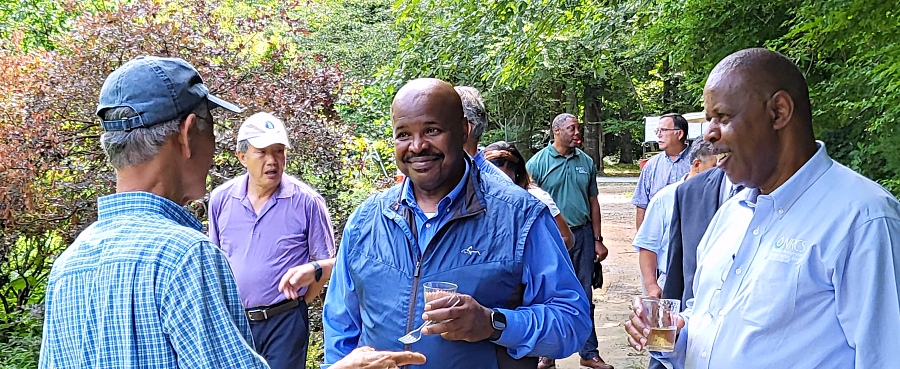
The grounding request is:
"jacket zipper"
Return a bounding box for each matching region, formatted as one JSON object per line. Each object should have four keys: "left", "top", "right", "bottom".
{"left": 401, "top": 207, "right": 485, "bottom": 352}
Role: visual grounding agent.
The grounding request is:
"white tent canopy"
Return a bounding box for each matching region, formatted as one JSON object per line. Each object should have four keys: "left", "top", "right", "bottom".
{"left": 643, "top": 112, "right": 709, "bottom": 143}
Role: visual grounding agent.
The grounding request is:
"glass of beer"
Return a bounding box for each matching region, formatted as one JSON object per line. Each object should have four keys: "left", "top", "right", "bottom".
{"left": 641, "top": 297, "right": 680, "bottom": 352}
{"left": 423, "top": 281, "right": 457, "bottom": 303}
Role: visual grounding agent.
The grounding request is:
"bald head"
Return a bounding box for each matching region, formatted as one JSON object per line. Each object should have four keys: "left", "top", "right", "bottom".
{"left": 392, "top": 78, "right": 464, "bottom": 123}
{"left": 708, "top": 48, "right": 812, "bottom": 125}
{"left": 703, "top": 48, "right": 819, "bottom": 193}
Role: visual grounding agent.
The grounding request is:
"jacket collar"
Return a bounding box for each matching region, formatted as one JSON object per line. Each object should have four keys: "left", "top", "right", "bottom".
{"left": 391, "top": 155, "right": 486, "bottom": 216}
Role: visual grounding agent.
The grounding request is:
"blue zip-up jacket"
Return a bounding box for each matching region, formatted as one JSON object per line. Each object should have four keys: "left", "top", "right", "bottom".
{"left": 323, "top": 162, "right": 591, "bottom": 369}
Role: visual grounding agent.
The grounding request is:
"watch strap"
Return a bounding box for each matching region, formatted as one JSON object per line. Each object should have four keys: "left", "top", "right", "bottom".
{"left": 311, "top": 260, "right": 323, "bottom": 282}
{"left": 489, "top": 308, "right": 506, "bottom": 341}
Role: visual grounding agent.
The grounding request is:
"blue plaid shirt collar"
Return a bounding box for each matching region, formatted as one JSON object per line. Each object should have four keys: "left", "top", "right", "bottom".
{"left": 97, "top": 191, "right": 202, "bottom": 232}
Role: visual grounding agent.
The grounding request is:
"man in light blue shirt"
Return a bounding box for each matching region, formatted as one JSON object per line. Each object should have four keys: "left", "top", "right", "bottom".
{"left": 625, "top": 48, "right": 900, "bottom": 369}
{"left": 633, "top": 140, "right": 716, "bottom": 298}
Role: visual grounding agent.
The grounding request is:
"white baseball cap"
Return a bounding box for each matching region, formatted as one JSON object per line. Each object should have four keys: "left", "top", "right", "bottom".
{"left": 237, "top": 112, "right": 291, "bottom": 149}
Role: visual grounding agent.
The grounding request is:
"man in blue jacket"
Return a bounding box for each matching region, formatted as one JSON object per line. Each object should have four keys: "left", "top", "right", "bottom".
{"left": 323, "top": 78, "right": 592, "bottom": 369}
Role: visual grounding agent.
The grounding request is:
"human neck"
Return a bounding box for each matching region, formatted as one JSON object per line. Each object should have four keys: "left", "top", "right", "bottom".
{"left": 464, "top": 141, "right": 478, "bottom": 157}
{"left": 412, "top": 161, "right": 466, "bottom": 212}
{"left": 665, "top": 142, "right": 686, "bottom": 158}
{"left": 552, "top": 139, "right": 572, "bottom": 156}
{"left": 247, "top": 177, "right": 279, "bottom": 200}
{"left": 758, "top": 138, "right": 818, "bottom": 195}
{"left": 115, "top": 156, "right": 186, "bottom": 206}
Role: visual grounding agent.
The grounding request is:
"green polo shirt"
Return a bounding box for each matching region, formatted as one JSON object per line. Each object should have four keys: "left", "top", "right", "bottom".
{"left": 526, "top": 144, "right": 598, "bottom": 227}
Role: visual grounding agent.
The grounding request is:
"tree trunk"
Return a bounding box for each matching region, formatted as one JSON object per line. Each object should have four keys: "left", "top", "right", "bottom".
{"left": 619, "top": 105, "right": 633, "bottom": 164}
{"left": 620, "top": 129, "right": 634, "bottom": 164}
{"left": 583, "top": 82, "right": 604, "bottom": 173}
{"left": 566, "top": 83, "right": 579, "bottom": 116}
{"left": 662, "top": 55, "right": 675, "bottom": 107}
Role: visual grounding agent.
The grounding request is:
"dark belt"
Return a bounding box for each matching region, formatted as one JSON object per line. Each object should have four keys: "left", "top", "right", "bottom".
{"left": 245, "top": 299, "right": 299, "bottom": 322}
{"left": 570, "top": 224, "right": 588, "bottom": 230}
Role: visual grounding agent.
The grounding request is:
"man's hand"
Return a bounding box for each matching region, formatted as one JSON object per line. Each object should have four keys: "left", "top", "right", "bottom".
{"left": 330, "top": 346, "right": 426, "bottom": 369}
{"left": 277, "top": 263, "right": 316, "bottom": 300}
{"left": 594, "top": 240, "right": 609, "bottom": 262}
{"left": 421, "top": 294, "right": 494, "bottom": 342}
{"left": 644, "top": 283, "right": 662, "bottom": 299}
{"left": 624, "top": 297, "right": 684, "bottom": 351}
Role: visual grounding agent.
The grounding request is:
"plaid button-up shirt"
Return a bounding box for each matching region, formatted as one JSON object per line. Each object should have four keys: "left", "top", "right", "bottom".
{"left": 39, "top": 192, "right": 268, "bottom": 369}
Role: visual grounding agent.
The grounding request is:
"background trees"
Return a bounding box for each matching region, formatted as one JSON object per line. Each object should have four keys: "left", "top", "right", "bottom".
{"left": 1, "top": 0, "right": 897, "bottom": 367}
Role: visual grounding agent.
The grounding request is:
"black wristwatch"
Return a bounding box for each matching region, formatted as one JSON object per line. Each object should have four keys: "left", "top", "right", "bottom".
{"left": 595, "top": 236, "right": 604, "bottom": 242}
{"left": 311, "top": 260, "right": 323, "bottom": 282}
{"left": 489, "top": 309, "right": 507, "bottom": 341}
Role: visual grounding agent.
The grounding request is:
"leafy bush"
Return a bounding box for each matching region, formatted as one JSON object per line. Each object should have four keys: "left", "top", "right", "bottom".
{"left": 0, "top": 307, "right": 43, "bottom": 369}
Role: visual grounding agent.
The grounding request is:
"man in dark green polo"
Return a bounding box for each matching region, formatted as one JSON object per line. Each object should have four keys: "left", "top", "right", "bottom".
{"left": 526, "top": 113, "right": 612, "bottom": 369}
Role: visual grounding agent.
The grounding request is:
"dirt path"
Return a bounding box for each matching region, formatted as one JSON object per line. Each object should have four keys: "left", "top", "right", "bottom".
{"left": 556, "top": 183, "right": 649, "bottom": 369}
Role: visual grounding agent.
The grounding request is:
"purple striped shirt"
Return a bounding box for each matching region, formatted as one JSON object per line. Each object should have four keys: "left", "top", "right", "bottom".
{"left": 209, "top": 174, "right": 335, "bottom": 308}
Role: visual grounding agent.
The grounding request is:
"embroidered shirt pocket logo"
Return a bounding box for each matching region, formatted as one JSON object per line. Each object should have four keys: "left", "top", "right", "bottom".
{"left": 575, "top": 166, "right": 588, "bottom": 174}
{"left": 461, "top": 246, "right": 482, "bottom": 256}
{"left": 769, "top": 236, "right": 808, "bottom": 263}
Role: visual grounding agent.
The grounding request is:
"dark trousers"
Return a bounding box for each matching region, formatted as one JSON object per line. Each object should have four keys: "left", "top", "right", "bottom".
{"left": 570, "top": 225, "right": 600, "bottom": 360}
{"left": 248, "top": 299, "right": 309, "bottom": 369}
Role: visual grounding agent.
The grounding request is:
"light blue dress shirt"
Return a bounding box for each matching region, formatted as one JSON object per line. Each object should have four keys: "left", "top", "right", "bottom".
{"left": 633, "top": 179, "right": 683, "bottom": 275}
{"left": 657, "top": 142, "right": 900, "bottom": 369}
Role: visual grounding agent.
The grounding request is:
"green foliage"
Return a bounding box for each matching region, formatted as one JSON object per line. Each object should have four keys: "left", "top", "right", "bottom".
{"left": 775, "top": 0, "right": 900, "bottom": 192}
{"left": 1, "top": 0, "right": 899, "bottom": 367}
{"left": 0, "top": 308, "right": 42, "bottom": 369}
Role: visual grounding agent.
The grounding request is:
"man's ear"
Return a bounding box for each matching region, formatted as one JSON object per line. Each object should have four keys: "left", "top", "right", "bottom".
{"left": 460, "top": 117, "right": 469, "bottom": 142}
{"left": 236, "top": 148, "right": 247, "bottom": 167}
{"left": 770, "top": 90, "right": 794, "bottom": 130}
{"left": 177, "top": 114, "right": 197, "bottom": 158}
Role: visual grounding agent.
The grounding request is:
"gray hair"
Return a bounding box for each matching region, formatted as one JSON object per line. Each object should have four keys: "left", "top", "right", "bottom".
{"left": 552, "top": 113, "right": 577, "bottom": 128}
{"left": 688, "top": 139, "right": 714, "bottom": 163}
{"left": 454, "top": 86, "right": 488, "bottom": 141}
{"left": 100, "top": 102, "right": 210, "bottom": 169}
{"left": 237, "top": 139, "right": 249, "bottom": 154}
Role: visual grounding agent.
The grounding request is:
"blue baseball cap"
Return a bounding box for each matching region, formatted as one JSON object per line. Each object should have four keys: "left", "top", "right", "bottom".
{"left": 96, "top": 56, "right": 243, "bottom": 131}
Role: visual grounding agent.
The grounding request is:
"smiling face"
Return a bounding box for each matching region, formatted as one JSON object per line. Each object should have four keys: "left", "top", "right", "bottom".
{"left": 703, "top": 71, "right": 779, "bottom": 188}
{"left": 391, "top": 79, "right": 468, "bottom": 194}
{"left": 237, "top": 143, "right": 286, "bottom": 190}
{"left": 553, "top": 117, "right": 581, "bottom": 147}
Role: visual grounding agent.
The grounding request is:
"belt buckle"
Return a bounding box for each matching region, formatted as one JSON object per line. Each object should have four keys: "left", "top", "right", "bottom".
{"left": 247, "top": 308, "right": 268, "bottom": 321}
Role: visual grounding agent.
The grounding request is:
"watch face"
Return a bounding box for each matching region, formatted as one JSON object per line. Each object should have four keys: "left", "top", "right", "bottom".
{"left": 492, "top": 311, "right": 507, "bottom": 330}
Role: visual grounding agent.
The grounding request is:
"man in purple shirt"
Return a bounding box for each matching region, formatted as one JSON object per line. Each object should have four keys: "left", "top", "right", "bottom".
{"left": 209, "top": 112, "right": 336, "bottom": 369}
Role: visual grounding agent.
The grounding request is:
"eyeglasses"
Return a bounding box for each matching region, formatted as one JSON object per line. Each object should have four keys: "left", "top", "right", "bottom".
{"left": 655, "top": 128, "right": 681, "bottom": 135}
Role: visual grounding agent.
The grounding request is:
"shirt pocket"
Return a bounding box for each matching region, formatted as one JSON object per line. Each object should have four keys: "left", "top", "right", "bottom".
{"left": 739, "top": 259, "right": 801, "bottom": 328}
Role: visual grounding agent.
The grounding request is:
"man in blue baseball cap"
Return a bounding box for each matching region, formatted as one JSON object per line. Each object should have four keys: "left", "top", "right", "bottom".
{"left": 39, "top": 55, "right": 429, "bottom": 369}
{"left": 37, "top": 56, "right": 269, "bottom": 368}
